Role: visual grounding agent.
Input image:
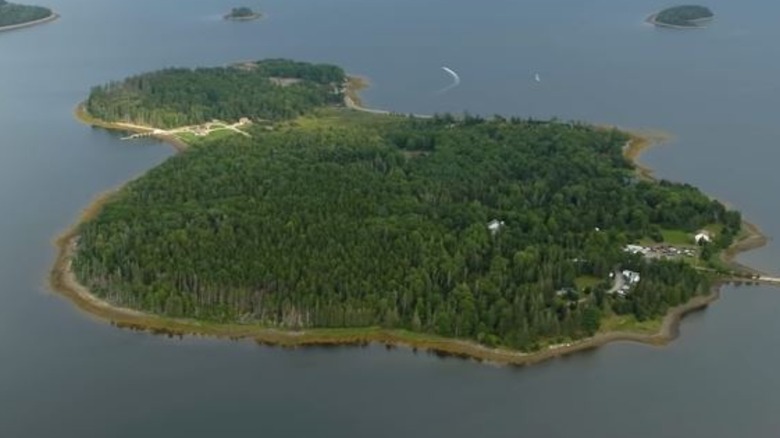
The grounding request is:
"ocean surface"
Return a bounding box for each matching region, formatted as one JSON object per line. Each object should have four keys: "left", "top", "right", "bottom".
{"left": 2, "top": 0, "right": 780, "bottom": 436}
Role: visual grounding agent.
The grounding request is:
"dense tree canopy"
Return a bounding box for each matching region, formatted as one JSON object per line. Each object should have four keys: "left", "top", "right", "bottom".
{"left": 0, "top": 1, "right": 52, "bottom": 27}
{"left": 73, "top": 72, "right": 741, "bottom": 351}
{"left": 226, "top": 7, "right": 259, "bottom": 19}
{"left": 86, "top": 59, "right": 346, "bottom": 128}
{"left": 655, "top": 5, "right": 714, "bottom": 27}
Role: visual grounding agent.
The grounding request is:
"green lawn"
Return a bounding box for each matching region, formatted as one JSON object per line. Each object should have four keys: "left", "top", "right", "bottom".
{"left": 703, "top": 223, "right": 724, "bottom": 235}
{"left": 661, "top": 229, "right": 694, "bottom": 246}
{"left": 599, "top": 313, "right": 662, "bottom": 335}
{"left": 291, "top": 107, "right": 411, "bottom": 131}
{"left": 638, "top": 228, "right": 696, "bottom": 246}
{"left": 575, "top": 275, "right": 603, "bottom": 291}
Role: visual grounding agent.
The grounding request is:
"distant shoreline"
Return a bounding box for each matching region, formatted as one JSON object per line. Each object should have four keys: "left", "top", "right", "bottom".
{"left": 645, "top": 12, "right": 712, "bottom": 29}
{"left": 0, "top": 11, "right": 58, "bottom": 33}
{"left": 50, "top": 90, "right": 768, "bottom": 367}
{"left": 224, "top": 13, "right": 261, "bottom": 21}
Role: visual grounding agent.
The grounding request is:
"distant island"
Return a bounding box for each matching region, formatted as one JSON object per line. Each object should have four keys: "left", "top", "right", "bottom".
{"left": 224, "top": 6, "right": 261, "bottom": 21}
{"left": 0, "top": 0, "right": 56, "bottom": 32}
{"left": 648, "top": 5, "right": 714, "bottom": 28}
{"left": 53, "top": 58, "right": 763, "bottom": 366}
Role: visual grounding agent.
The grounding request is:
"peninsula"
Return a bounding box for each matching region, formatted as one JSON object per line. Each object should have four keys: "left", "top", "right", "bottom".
{"left": 0, "top": 0, "right": 56, "bottom": 32}
{"left": 224, "top": 6, "right": 261, "bottom": 21}
{"left": 54, "top": 59, "right": 762, "bottom": 366}
{"left": 648, "top": 5, "right": 714, "bottom": 28}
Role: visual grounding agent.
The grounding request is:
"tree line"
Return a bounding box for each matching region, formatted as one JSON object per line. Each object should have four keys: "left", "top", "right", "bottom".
{"left": 226, "top": 7, "right": 258, "bottom": 19}
{"left": 655, "top": 5, "right": 714, "bottom": 26}
{"left": 86, "top": 59, "right": 346, "bottom": 128}
{"left": 0, "top": 1, "right": 52, "bottom": 27}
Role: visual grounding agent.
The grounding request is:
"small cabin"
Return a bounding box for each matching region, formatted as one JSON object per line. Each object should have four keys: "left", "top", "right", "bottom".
{"left": 694, "top": 231, "right": 712, "bottom": 244}
{"left": 621, "top": 270, "right": 641, "bottom": 284}
{"left": 487, "top": 219, "right": 505, "bottom": 234}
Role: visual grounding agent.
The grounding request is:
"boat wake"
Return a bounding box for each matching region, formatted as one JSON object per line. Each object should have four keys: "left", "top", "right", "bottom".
{"left": 437, "top": 66, "right": 461, "bottom": 93}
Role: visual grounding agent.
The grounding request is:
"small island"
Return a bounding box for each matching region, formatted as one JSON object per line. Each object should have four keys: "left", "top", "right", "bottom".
{"left": 648, "top": 5, "right": 714, "bottom": 28}
{"left": 54, "top": 59, "right": 764, "bottom": 366}
{"left": 224, "top": 6, "right": 261, "bottom": 21}
{"left": 0, "top": 0, "right": 57, "bottom": 32}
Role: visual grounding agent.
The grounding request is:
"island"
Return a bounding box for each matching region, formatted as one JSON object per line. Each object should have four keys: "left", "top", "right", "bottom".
{"left": 53, "top": 59, "right": 763, "bottom": 366}
{"left": 0, "top": 0, "right": 56, "bottom": 32}
{"left": 648, "top": 5, "right": 714, "bottom": 28}
{"left": 224, "top": 6, "right": 261, "bottom": 21}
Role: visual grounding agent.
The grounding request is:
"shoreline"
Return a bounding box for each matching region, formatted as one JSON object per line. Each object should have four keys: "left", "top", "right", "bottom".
{"left": 343, "top": 75, "right": 432, "bottom": 118}
{"left": 0, "top": 12, "right": 58, "bottom": 33}
{"left": 645, "top": 12, "right": 712, "bottom": 29}
{"left": 624, "top": 130, "right": 769, "bottom": 275}
{"left": 224, "top": 13, "right": 262, "bottom": 21}
{"left": 222, "top": 14, "right": 263, "bottom": 22}
{"left": 51, "top": 98, "right": 769, "bottom": 367}
{"left": 621, "top": 128, "right": 673, "bottom": 182}
{"left": 74, "top": 103, "right": 189, "bottom": 152}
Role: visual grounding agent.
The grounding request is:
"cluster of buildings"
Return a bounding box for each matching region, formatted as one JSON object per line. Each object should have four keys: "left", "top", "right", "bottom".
{"left": 497, "top": 223, "right": 716, "bottom": 299}
{"left": 616, "top": 269, "right": 640, "bottom": 296}
{"left": 623, "top": 230, "right": 713, "bottom": 260}
{"left": 605, "top": 269, "right": 642, "bottom": 297}
{"left": 624, "top": 244, "right": 697, "bottom": 259}
{"left": 613, "top": 230, "right": 714, "bottom": 296}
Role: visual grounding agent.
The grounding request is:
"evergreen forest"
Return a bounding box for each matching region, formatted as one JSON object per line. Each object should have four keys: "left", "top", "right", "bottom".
{"left": 86, "top": 59, "right": 345, "bottom": 128}
{"left": 73, "top": 60, "right": 741, "bottom": 351}
{"left": 654, "top": 5, "right": 714, "bottom": 27}
{"left": 0, "top": 1, "right": 52, "bottom": 27}
{"left": 225, "top": 7, "right": 259, "bottom": 19}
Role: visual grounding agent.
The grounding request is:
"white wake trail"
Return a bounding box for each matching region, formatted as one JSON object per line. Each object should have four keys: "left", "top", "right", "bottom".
{"left": 438, "top": 66, "right": 461, "bottom": 93}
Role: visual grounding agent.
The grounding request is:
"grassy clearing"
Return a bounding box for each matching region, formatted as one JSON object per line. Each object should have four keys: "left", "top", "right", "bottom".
{"left": 638, "top": 229, "right": 693, "bottom": 246}
{"left": 704, "top": 223, "right": 724, "bottom": 237}
{"left": 174, "top": 132, "right": 199, "bottom": 144}
{"left": 290, "top": 107, "right": 410, "bottom": 132}
{"left": 599, "top": 313, "right": 663, "bottom": 335}
{"left": 661, "top": 229, "right": 694, "bottom": 246}
{"left": 174, "top": 128, "right": 246, "bottom": 148}
{"left": 575, "top": 275, "right": 603, "bottom": 290}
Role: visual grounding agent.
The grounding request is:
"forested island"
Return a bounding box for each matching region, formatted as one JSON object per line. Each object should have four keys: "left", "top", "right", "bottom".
{"left": 649, "top": 5, "right": 714, "bottom": 28}
{"left": 224, "top": 7, "right": 261, "bottom": 21}
{"left": 86, "top": 59, "right": 343, "bottom": 127}
{"left": 0, "top": 0, "right": 55, "bottom": 31}
{"left": 56, "top": 59, "right": 757, "bottom": 363}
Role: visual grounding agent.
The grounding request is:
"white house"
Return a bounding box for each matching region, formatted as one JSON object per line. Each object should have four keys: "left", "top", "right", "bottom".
{"left": 621, "top": 269, "right": 641, "bottom": 285}
{"left": 695, "top": 231, "right": 712, "bottom": 244}
{"left": 487, "top": 219, "right": 505, "bottom": 234}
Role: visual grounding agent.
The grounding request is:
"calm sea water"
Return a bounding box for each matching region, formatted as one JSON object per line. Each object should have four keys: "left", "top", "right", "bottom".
{"left": 2, "top": 0, "right": 780, "bottom": 436}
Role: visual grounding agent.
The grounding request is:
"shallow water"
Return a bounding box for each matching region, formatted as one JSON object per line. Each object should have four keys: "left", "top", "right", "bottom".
{"left": 2, "top": 0, "right": 780, "bottom": 436}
